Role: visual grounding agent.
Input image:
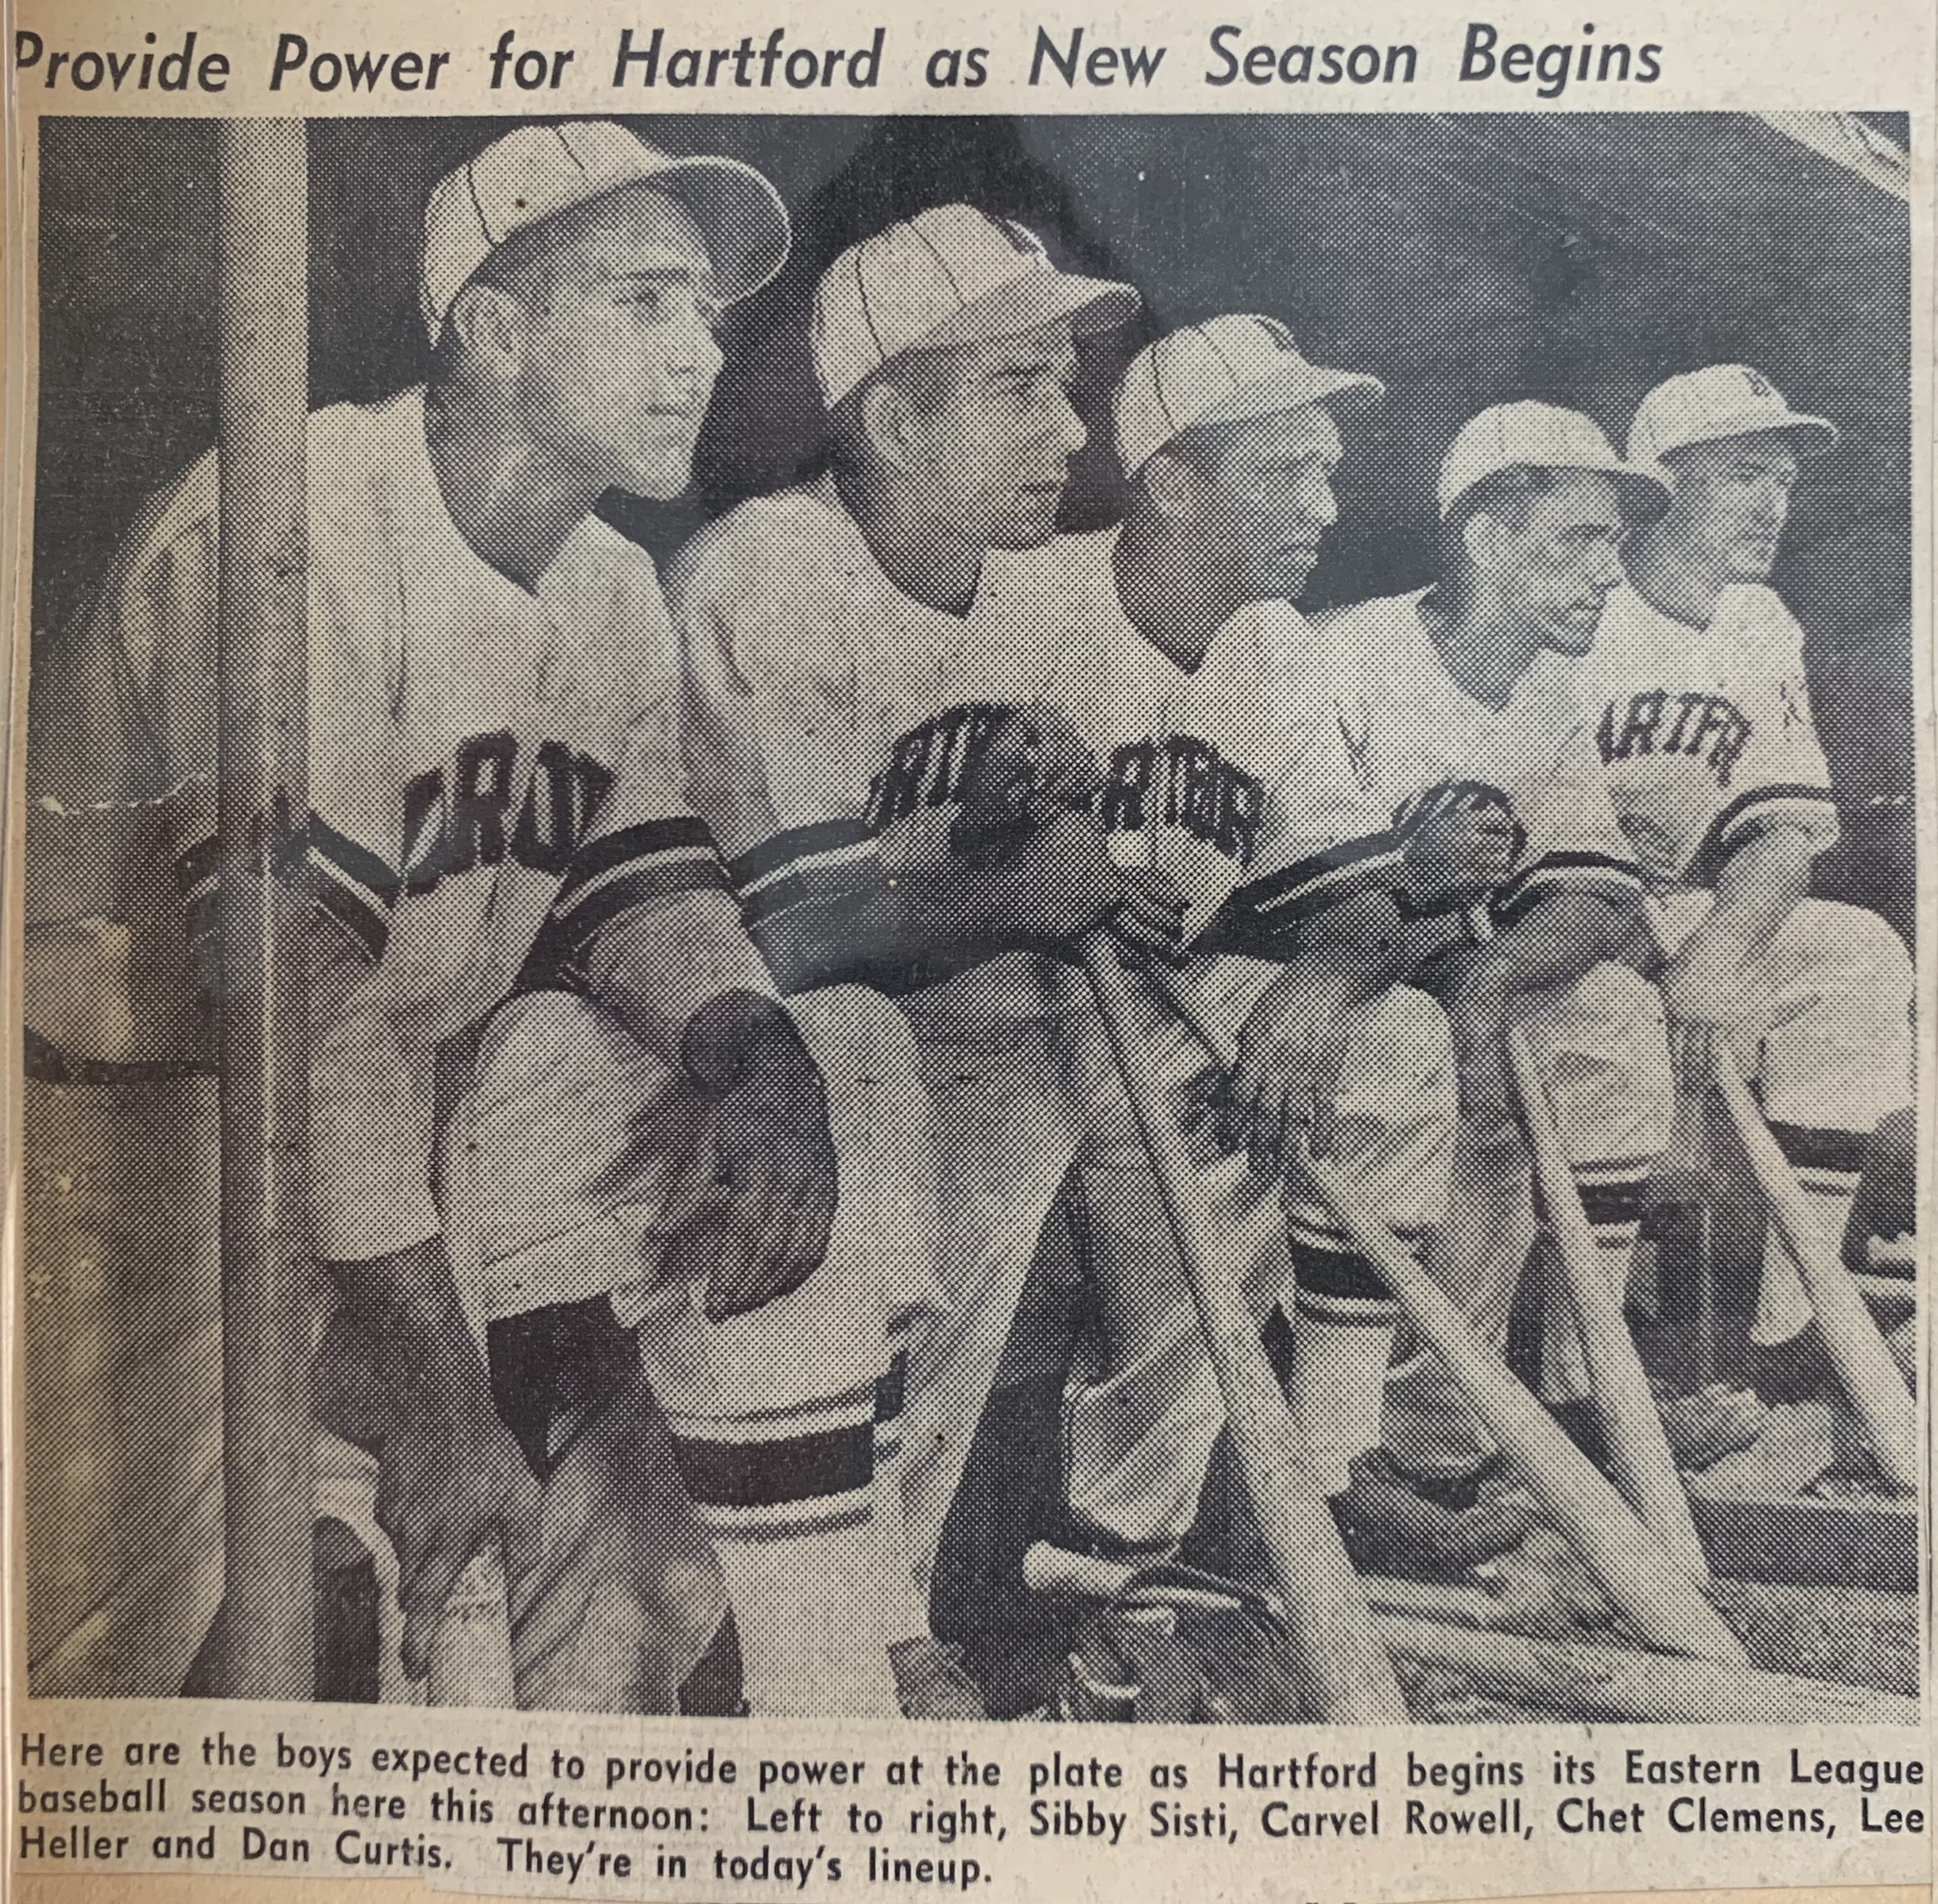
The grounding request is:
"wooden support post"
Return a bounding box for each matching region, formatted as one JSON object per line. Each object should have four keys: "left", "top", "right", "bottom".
{"left": 214, "top": 118, "right": 314, "bottom": 1701}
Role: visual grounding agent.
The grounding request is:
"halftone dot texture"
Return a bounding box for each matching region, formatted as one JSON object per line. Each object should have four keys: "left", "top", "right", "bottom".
{"left": 1112, "top": 314, "right": 1384, "bottom": 478}
{"left": 1626, "top": 363, "right": 1839, "bottom": 474}
{"left": 809, "top": 203, "right": 1139, "bottom": 407}
{"left": 419, "top": 120, "right": 791, "bottom": 339}
{"left": 21, "top": 113, "right": 1921, "bottom": 1720}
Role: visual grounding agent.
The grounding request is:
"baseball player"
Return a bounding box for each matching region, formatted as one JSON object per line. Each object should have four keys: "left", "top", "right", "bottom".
{"left": 987, "top": 317, "right": 1530, "bottom": 1571}
{"left": 33, "top": 122, "right": 938, "bottom": 1719}
{"left": 674, "top": 205, "right": 1214, "bottom": 1691}
{"left": 1320, "top": 402, "right": 1679, "bottom": 1491}
{"left": 1580, "top": 366, "right": 1915, "bottom": 1362}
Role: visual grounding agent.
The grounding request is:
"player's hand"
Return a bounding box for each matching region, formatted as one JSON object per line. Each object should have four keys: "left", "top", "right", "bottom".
{"left": 1432, "top": 950, "right": 1515, "bottom": 1135}
{"left": 954, "top": 705, "right": 1101, "bottom": 859}
{"left": 1400, "top": 807, "right": 1523, "bottom": 911}
{"left": 998, "top": 807, "right": 1185, "bottom": 958}
{"left": 1014, "top": 701, "right": 1104, "bottom": 812}
{"left": 670, "top": 997, "right": 839, "bottom": 1323}
{"left": 317, "top": 1238, "right": 541, "bottom": 1681}
{"left": 1219, "top": 966, "right": 1355, "bottom": 1177}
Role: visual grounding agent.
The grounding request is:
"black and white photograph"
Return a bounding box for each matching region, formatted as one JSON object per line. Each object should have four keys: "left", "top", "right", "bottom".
{"left": 18, "top": 107, "right": 1920, "bottom": 1749}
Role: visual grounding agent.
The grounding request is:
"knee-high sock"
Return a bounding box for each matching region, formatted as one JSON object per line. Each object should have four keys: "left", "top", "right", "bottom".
{"left": 1751, "top": 1121, "right": 1866, "bottom": 1347}
{"left": 1536, "top": 1164, "right": 1651, "bottom": 1404}
{"left": 664, "top": 1388, "right": 900, "bottom": 1717}
{"left": 870, "top": 1317, "right": 934, "bottom": 1644}
{"left": 1278, "top": 1209, "right": 1405, "bottom": 1496}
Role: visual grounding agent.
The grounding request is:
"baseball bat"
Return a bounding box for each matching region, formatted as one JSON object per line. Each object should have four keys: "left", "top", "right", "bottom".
{"left": 1499, "top": 1023, "right": 1711, "bottom": 1579}
{"left": 1080, "top": 936, "right": 1408, "bottom": 1722}
{"left": 1706, "top": 1052, "right": 1919, "bottom": 1492}
{"left": 1023, "top": 1542, "right": 1891, "bottom": 1724}
{"left": 1455, "top": 907, "right": 1708, "bottom": 1576}
{"left": 1141, "top": 963, "right": 1738, "bottom": 1655}
{"left": 1296, "top": 1141, "right": 1746, "bottom": 1661}
{"left": 1637, "top": 896, "right": 1918, "bottom": 1496}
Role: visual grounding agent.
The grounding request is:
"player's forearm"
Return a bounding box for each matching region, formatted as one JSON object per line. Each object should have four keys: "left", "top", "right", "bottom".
{"left": 749, "top": 861, "right": 1031, "bottom": 996}
{"left": 1470, "top": 891, "right": 1638, "bottom": 998}
{"left": 1699, "top": 824, "right": 1817, "bottom": 962}
{"left": 587, "top": 888, "right": 782, "bottom": 1072}
{"left": 1201, "top": 887, "right": 1410, "bottom": 988}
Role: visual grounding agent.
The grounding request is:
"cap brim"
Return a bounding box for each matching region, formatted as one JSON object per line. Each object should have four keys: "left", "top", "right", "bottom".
{"left": 1443, "top": 454, "right": 1670, "bottom": 520}
{"left": 638, "top": 155, "right": 792, "bottom": 306}
{"left": 897, "top": 267, "right": 1141, "bottom": 363}
{"left": 1651, "top": 408, "right": 1840, "bottom": 463}
{"left": 1186, "top": 360, "right": 1385, "bottom": 441}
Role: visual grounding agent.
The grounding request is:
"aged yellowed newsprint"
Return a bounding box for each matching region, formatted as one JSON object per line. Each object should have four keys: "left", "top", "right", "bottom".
{"left": 2, "top": 0, "right": 1932, "bottom": 1901}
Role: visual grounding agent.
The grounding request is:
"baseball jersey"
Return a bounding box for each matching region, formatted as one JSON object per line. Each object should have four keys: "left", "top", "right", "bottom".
{"left": 1572, "top": 581, "right": 1839, "bottom": 885}
{"left": 1000, "top": 528, "right": 1403, "bottom": 949}
{"left": 1317, "top": 587, "right": 1644, "bottom": 932}
{"left": 63, "top": 387, "right": 772, "bottom": 1264}
{"left": 671, "top": 473, "right": 1075, "bottom": 1031}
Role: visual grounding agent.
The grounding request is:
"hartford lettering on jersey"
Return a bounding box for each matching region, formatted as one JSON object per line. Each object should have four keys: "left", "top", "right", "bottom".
{"left": 401, "top": 732, "right": 616, "bottom": 892}
{"left": 864, "top": 703, "right": 1266, "bottom": 873}
{"left": 1100, "top": 737, "right": 1264, "bottom": 868}
{"left": 1595, "top": 690, "right": 1753, "bottom": 787}
{"left": 864, "top": 705, "right": 1008, "bottom": 831}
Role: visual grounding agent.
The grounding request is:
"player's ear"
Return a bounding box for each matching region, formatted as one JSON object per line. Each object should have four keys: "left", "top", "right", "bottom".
{"left": 855, "top": 377, "right": 919, "bottom": 473}
{"left": 1140, "top": 448, "right": 1197, "bottom": 522}
{"left": 445, "top": 281, "right": 525, "bottom": 379}
{"left": 1461, "top": 508, "right": 1506, "bottom": 576}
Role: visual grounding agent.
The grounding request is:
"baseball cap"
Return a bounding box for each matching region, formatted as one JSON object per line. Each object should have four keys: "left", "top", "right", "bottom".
{"left": 811, "top": 203, "right": 1140, "bottom": 409}
{"left": 1437, "top": 399, "right": 1668, "bottom": 519}
{"left": 1627, "top": 364, "right": 1839, "bottom": 474}
{"left": 420, "top": 121, "right": 791, "bottom": 340}
{"left": 1114, "top": 315, "right": 1384, "bottom": 479}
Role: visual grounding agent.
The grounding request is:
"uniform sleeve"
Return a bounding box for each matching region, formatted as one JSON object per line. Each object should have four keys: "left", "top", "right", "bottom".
{"left": 287, "top": 499, "right": 437, "bottom": 1264}
{"left": 558, "top": 683, "right": 781, "bottom": 1071}
{"left": 669, "top": 516, "right": 887, "bottom": 960}
{"left": 1209, "top": 645, "right": 1406, "bottom": 939}
{"left": 1686, "top": 594, "right": 1839, "bottom": 880}
{"left": 1493, "top": 719, "right": 1646, "bottom": 927}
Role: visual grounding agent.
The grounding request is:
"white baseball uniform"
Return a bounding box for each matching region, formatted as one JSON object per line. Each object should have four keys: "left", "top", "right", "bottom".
{"left": 676, "top": 475, "right": 1162, "bottom": 1587}
{"left": 1576, "top": 580, "right": 1914, "bottom": 1340}
{"left": 1316, "top": 587, "right": 1675, "bottom": 1473}
{"left": 681, "top": 479, "right": 1416, "bottom": 1569}
{"left": 54, "top": 389, "right": 932, "bottom": 1716}
{"left": 1000, "top": 528, "right": 1458, "bottom": 1514}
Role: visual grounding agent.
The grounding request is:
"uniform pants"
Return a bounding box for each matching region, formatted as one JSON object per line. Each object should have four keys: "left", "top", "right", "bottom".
{"left": 1650, "top": 890, "right": 1914, "bottom": 1342}
{"left": 1384, "top": 962, "right": 1675, "bottom": 1477}
{"left": 1062, "top": 978, "right": 1457, "bottom": 1542}
{"left": 438, "top": 985, "right": 941, "bottom": 1717}
{"left": 894, "top": 962, "right": 1455, "bottom": 1577}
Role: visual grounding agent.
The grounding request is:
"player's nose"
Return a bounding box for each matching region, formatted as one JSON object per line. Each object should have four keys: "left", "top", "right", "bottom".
{"left": 1299, "top": 469, "right": 1338, "bottom": 529}
{"left": 1045, "top": 382, "right": 1088, "bottom": 459}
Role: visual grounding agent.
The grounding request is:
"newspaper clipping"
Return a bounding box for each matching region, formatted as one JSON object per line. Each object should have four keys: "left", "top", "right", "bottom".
{"left": 5, "top": 2, "right": 1931, "bottom": 1900}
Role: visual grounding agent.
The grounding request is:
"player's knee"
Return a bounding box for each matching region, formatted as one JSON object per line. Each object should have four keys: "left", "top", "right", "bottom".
{"left": 1576, "top": 960, "right": 1674, "bottom": 1126}
{"left": 1337, "top": 985, "right": 1457, "bottom": 1129}
{"left": 790, "top": 983, "right": 923, "bottom": 1085}
{"left": 1376, "top": 983, "right": 1456, "bottom": 1083}
{"left": 477, "top": 988, "right": 611, "bottom": 1076}
{"left": 1575, "top": 960, "right": 1666, "bottom": 1043}
{"left": 1829, "top": 903, "right": 1914, "bottom": 1007}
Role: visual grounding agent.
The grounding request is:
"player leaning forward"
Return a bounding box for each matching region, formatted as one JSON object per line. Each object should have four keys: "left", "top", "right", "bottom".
{"left": 1579, "top": 366, "right": 1914, "bottom": 1358}
{"left": 993, "top": 317, "right": 1533, "bottom": 1568}
{"left": 672, "top": 207, "right": 1209, "bottom": 1687}
{"left": 1322, "top": 402, "right": 1683, "bottom": 1489}
{"left": 38, "top": 122, "right": 937, "bottom": 1717}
